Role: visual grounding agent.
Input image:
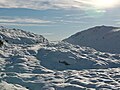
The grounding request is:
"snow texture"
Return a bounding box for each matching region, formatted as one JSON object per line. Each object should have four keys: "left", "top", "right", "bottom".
{"left": 0, "top": 26, "right": 120, "bottom": 90}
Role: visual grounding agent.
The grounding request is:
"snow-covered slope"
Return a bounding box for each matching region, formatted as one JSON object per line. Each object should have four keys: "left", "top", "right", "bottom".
{"left": 0, "top": 41, "right": 120, "bottom": 90}
{"left": 0, "top": 27, "right": 120, "bottom": 90}
{"left": 0, "top": 26, "right": 48, "bottom": 44}
{"left": 37, "top": 42, "right": 120, "bottom": 70}
{"left": 64, "top": 25, "right": 120, "bottom": 54}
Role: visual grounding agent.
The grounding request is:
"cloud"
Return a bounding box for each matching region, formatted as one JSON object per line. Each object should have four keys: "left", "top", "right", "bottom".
{"left": 0, "top": 0, "right": 119, "bottom": 10}
{"left": 116, "top": 21, "right": 120, "bottom": 25}
{"left": 55, "top": 19, "right": 87, "bottom": 24}
{"left": 41, "top": 32, "right": 54, "bottom": 36}
{"left": 0, "top": 16, "right": 54, "bottom": 26}
{"left": 0, "top": 0, "right": 76, "bottom": 10}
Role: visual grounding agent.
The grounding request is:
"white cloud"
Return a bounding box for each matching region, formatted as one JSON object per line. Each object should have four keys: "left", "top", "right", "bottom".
{"left": 0, "top": 16, "right": 54, "bottom": 26}
{"left": 0, "top": 23, "right": 54, "bottom": 26}
{"left": 0, "top": 18, "right": 52, "bottom": 24}
{"left": 41, "top": 32, "right": 54, "bottom": 36}
{"left": 0, "top": 0, "right": 119, "bottom": 10}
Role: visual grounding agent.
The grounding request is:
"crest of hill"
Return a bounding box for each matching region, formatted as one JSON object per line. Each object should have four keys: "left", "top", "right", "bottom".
{"left": 64, "top": 25, "right": 120, "bottom": 54}
{"left": 0, "top": 26, "right": 48, "bottom": 44}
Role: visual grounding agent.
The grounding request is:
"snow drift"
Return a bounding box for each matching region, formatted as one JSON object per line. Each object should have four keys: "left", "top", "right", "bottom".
{"left": 37, "top": 42, "right": 120, "bottom": 70}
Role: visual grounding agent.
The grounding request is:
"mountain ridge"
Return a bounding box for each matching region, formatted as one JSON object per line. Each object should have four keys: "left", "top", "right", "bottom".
{"left": 64, "top": 25, "right": 120, "bottom": 54}
{"left": 0, "top": 26, "right": 48, "bottom": 44}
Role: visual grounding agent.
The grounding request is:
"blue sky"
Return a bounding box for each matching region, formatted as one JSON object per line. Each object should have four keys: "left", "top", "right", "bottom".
{"left": 0, "top": 0, "right": 120, "bottom": 41}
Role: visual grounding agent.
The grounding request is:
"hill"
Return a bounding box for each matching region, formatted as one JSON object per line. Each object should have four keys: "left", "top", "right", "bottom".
{"left": 64, "top": 25, "right": 120, "bottom": 53}
{"left": 0, "top": 26, "right": 48, "bottom": 44}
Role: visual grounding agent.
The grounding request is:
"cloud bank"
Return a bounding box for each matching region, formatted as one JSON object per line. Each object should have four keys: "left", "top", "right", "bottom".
{"left": 0, "top": 0, "right": 119, "bottom": 10}
{"left": 0, "top": 16, "right": 53, "bottom": 26}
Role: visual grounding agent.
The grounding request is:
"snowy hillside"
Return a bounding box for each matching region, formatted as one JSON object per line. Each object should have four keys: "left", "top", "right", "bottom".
{"left": 64, "top": 25, "right": 120, "bottom": 54}
{"left": 38, "top": 42, "right": 120, "bottom": 70}
{"left": 0, "top": 27, "right": 120, "bottom": 90}
{"left": 0, "top": 42, "right": 120, "bottom": 90}
{"left": 0, "top": 26, "right": 48, "bottom": 44}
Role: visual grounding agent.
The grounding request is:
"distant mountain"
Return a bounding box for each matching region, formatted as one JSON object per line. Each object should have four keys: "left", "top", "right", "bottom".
{"left": 64, "top": 25, "right": 120, "bottom": 54}
{"left": 0, "top": 26, "right": 48, "bottom": 44}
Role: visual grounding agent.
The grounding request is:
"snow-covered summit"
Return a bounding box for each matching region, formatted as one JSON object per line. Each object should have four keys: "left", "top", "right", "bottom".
{"left": 0, "top": 26, "right": 48, "bottom": 44}
{"left": 64, "top": 25, "right": 120, "bottom": 54}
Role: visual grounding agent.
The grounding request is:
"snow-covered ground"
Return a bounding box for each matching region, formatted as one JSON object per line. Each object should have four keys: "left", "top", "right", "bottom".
{"left": 64, "top": 25, "right": 120, "bottom": 54}
{"left": 0, "top": 26, "right": 120, "bottom": 90}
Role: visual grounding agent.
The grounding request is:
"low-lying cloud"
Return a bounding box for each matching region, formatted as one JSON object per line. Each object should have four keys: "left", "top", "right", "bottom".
{"left": 0, "top": 16, "right": 53, "bottom": 26}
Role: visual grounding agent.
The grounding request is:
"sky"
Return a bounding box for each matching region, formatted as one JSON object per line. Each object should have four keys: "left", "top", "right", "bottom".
{"left": 0, "top": 0, "right": 120, "bottom": 41}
